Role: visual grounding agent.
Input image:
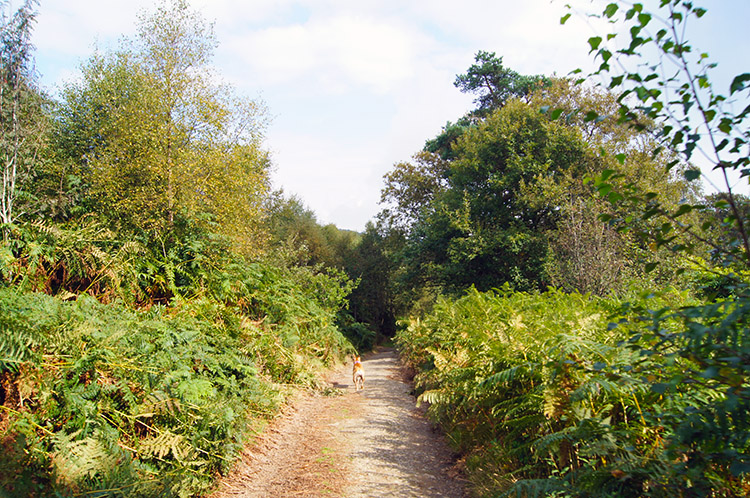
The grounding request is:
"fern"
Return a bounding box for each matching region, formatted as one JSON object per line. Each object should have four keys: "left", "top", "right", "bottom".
{"left": 0, "top": 212, "right": 357, "bottom": 497}
{"left": 51, "top": 431, "right": 126, "bottom": 489}
{"left": 0, "top": 327, "right": 33, "bottom": 373}
{"left": 500, "top": 478, "right": 568, "bottom": 498}
{"left": 139, "top": 430, "right": 196, "bottom": 464}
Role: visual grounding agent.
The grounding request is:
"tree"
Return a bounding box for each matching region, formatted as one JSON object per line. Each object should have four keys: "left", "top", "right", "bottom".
{"left": 425, "top": 52, "right": 550, "bottom": 160}
{"left": 529, "top": 79, "right": 699, "bottom": 292}
{"left": 345, "top": 223, "right": 397, "bottom": 336}
{"left": 455, "top": 50, "right": 549, "bottom": 115}
{"left": 379, "top": 151, "right": 449, "bottom": 230}
{"left": 0, "top": 0, "right": 45, "bottom": 237}
{"left": 55, "top": 0, "right": 270, "bottom": 253}
{"left": 565, "top": 1, "right": 749, "bottom": 266}
{"left": 550, "top": 1, "right": 750, "bottom": 493}
{"left": 400, "top": 99, "right": 597, "bottom": 294}
{"left": 265, "top": 192, "right": 361, "bottom": 270}
{"left": 382, "top": 76, "right": 696, "bottom": 299}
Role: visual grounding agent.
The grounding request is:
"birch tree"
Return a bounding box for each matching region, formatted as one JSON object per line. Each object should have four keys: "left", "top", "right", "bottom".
{"left": 57, "top": 0, "right": 271, "bottom": 252}
{"left": 0, "top": 0, "right": 42, "bottom": 237}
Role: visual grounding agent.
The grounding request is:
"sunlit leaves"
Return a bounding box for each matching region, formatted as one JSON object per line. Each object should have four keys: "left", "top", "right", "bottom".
{"left": 56, "top": 1, "right": 271, "bottom": 251}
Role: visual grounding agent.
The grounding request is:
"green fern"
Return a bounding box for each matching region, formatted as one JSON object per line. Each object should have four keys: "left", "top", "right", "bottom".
{"left": 0, "top": 327, "right": 33, "bottom": 373}
{"left": 51, "top": 431, "right": 126, "bottom": 489}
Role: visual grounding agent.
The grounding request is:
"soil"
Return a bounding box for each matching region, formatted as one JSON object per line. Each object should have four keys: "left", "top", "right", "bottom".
{"left": 211, "top": 347, "right": 467, "bottom": 498}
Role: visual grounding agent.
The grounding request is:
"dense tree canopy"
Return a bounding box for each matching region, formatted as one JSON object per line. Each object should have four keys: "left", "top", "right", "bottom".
{"left": 381, "top": 77, "right": 695, "bottom": 298}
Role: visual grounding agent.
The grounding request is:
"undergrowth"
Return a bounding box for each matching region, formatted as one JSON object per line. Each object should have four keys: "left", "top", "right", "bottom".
{"left": 396, "top": 286, "right": 750, "bottom": 497}
{"left": 0, "top": 222, "right": 356, "bottom": 497}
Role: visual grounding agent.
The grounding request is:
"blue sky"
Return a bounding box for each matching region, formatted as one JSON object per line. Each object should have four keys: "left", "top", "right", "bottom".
{"left": 26, "top": 0, "right": 750, "bottom": 231}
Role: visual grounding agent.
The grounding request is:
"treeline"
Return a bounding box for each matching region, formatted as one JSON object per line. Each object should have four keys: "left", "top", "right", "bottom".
{"left": 0, "top": 1, "right": 371, "bottom": 496}
{"left": 365, "top": 2, "right": 750, "bottom": 497}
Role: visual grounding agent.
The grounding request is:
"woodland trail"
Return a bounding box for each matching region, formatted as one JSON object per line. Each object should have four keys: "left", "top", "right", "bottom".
{"left": 211, "top": 347, "right": 467, "bottom": 497}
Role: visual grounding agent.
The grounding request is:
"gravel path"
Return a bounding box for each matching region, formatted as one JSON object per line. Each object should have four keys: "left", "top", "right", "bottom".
{"left": 211, "top": 347, "right": 467, "bottom": 497}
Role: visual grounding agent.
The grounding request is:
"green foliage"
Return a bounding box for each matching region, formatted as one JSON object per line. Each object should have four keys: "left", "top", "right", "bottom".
{"left": 379, "top": 78, "right": 693, "bottom": 305}
{"left": 380, "top": 151, "right": 449, "bottom": 230}
{"left": 424, "top": 52, "right": 550, "bottom": 160}
{"left": 562, "top": 1, "right": 748, "bottom": 269}
{"left": 0, "top": 288, "right": 270, "bottom": 496}
{"left": 454, "top": 50, "right": 549, "bottom": 116}
{"left": 611, "top": 289, "right": 750, "bottom": 496}
{"left": 0, "top": 247, "right": 354, "bottom": 497}
{"left": 54, "top": 0, "right": 270, "bottom": 253}
{"left": 400, "top": 99, "right": 598, "bottom": 294}
{"left": 393, "top": 3, "right": 750, "bottom": 495}
{"left": 396, "top": 286, "right": 750, "bottom": 497}
{"left": 343, "top": 223, "right": 398, "bottom": 338}
{"left": 265, "top": 192, "right": 360, "bottom": 270}
{"left": 0, "top": 0, "right": 50, "bottom": 232}
{"left": 0, "top": 1, "right": 360, "bottom": 496}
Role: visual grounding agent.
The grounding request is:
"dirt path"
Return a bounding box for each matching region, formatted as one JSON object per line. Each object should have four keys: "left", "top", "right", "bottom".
{"left": 211, "top": 347, "right": 467, "bottom": 497}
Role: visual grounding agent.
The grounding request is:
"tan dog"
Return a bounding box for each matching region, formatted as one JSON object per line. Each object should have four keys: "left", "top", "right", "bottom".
{"left": 352, "top": 355, "right": 365, "bottom": 391}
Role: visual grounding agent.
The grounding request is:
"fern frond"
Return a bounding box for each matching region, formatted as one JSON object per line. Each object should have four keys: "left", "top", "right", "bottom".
{"left": 139, "top": 430, "right": 196, "bottom": 464}
{"left": 418, "top": 388, "right": 453, "bottom": 407}
{"left": 52, "top": 432, "right": 123, "bottom": 488}
{"left": 0, "top": 327, "right": 34, "bottom": 372}
{"left": 137, "top": 390, "right": 181, "bottom": 418}
{"left": 481, "top": 362, "right": 538, "bottom": 387}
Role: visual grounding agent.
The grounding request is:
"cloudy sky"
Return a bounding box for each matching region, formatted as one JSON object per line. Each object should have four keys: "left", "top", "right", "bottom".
{"left": 27, "top": 0, "right": 749, "bottom": 231}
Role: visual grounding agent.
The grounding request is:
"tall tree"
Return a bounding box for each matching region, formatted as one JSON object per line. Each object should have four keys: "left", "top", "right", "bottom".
{"left": 408, "top": 99, "right": 595, "bottom": 293}
{"left": 379, "top": 151, "right": 449, "bottom": 230}
{"left": 454, "top": 50, "right": 549, "bottom": 115}
{"left": 0, "top": 0, "right": 44, "bottom": 237}
{"left": 136, "top": 0, "right": 216, "bottom": 226}
{"left": 56, "top": 0, "right": 270, "bottom": 252}
{"left": 425, "top": 52, "right": 549, "bottom": 159}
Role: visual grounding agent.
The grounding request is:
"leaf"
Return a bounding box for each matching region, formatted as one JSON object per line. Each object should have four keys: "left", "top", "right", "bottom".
{"left": 560, "top": 13, "right": 572, "bottom": 24}
{"left": 674, "top": 204, "right": 693, "bottom": 217}
{"left": 700, "top": 366, "right": 719, "bottom": 379}
{"left": 729, "top": 74, "right": 750, "bottom": 95}
{"left": 683, "top": 169, "right": 701, "bottom": 181}
{"left": 603, "top": 3, "right": 618, "bottom": 18}
{"left": 584, "top": 111, "right": 599, "bottom": 122}
{"left": 645, "top": 262, "right": 659, "bottom": 272}
{"left": 588, "top": 36, "right": 603, "bottom": 52}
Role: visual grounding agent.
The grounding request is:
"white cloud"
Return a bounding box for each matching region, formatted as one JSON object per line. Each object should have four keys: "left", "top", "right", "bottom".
{"left": 227, "top": 13, "right": 426, "bottom": 95}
